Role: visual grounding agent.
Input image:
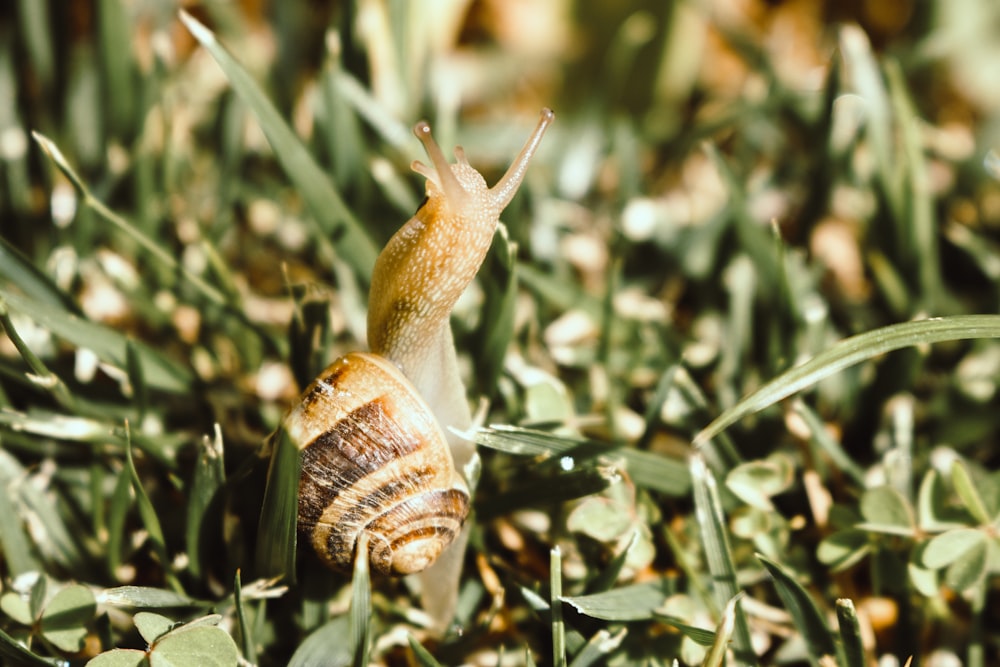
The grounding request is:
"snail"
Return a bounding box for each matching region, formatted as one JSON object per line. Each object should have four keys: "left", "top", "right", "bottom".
{"left": 281, "top": 108, "right": 555, "bottom": 577}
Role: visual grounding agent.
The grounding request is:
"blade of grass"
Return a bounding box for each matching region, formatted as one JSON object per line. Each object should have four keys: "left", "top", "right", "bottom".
{"left": 125, "top": 424, "right": 183, "bottom": 593}
{"left": 0, "top": 626, "right": 55, "bottom": 667}
{"left": 690, "top": 453, "right": 754, "bottom": 666}
{"left": 702, "top": 592, "right": 744, "bottom": 667}
{"left": 0, "top": 286, "right": 193, "bottom": 395}
{"left": 792, "top": 399, "right": 867, "bottom": 486}
{"left": 836, "top": 598, "right": 866, "bottom": 667}
{"left": 106, "top": 463, "right": 131, "bottom": 579}
{"left": 551, "top": 546, "right": 567, "bottom": 667}
{"left": 886, "top": 59, "right": 941, "bottom": 310}
{"left": 98, "top": 586, "right": 204, "bottom": 609}
{"left": 587, "top": 530, "right": 639, "bottom": 593}
{"left": 255, "top": 428, "right": 301, "bottom": 581}
{"left": 0, "top": 296, "right": 76, "bottom": 411}
{"left": 567, "top": 628, "right": 627, "bottom": 667}
{"left": 351, "top": 531, "right": 372, "bottom": 667}
{"left": 31, "top": 132, "right": 226, "bottom": 306}
{"left": 561, "top": 582, "right": 669, "bottom": 621}
{"left": 474, "top": 426, "right": 690, "bottom": 495}
{"left": 179, "top": 10, "right": 379, "bottom": 284}
{"left": 233, "top": 570, "right": 256, "bottom": 664}
{"left": 0, "top": 448, "right": 86, "bottom": 573}
{"left": 0, "top": 452, "right": 40, "bottom": 576}
{"left": 186, "top": 425, "right": 226, "bottom": 580}
{"left": 0, "top": 236, "right": 78, "bottom": 312}
{"left": 407, "top": 635, "right": 444, "bottom": 667}
{"left": 757, "top": 555, "right": 837, "bottom": 661}
{"left": 694, "top": 315, "right": 1000, "bottom": 447}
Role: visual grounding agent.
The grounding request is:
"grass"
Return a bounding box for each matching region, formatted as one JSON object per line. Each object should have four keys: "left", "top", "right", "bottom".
{"left": 1, "top": 1, "right": 1000, "bottom": 665}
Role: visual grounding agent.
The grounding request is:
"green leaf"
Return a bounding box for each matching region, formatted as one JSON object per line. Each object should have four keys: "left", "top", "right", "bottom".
{"left": 944, "top": 539, "right": 989, "bottom": 592}
{"left": 817, "top": 529, "right": 871, "bottom": 572}
{"left": 149, "top": 625, "right": 238, "bottom": 667}
{"left": 560, "top": 582, "right": 668, "bottom": 621}
{"left": 86, "top": 649, "right": 148, "bottom": 667}
{"left": 951, "top": 460, "right": 993, "bottom": 525}
{"left": 289, "top": 616, "right": 352, "bottom": 667}
{"left": 922, "top": 528, "right": 988, "bottom": 569}
{"left": 134, "top": 612, "right": 174, "bottom": 645}
{"left": 0, "top": 592, "right": 33, "bottom": 625}
{"left": 917, "top": 468, "right": 968, "bottom": 532}
{"left": 694, "top": 315, "right": 1000, "bottom": 446}
{"left": 98, "top": 586, "right": 203, "bottom": 609}
{"left": 178, "top": 10, "right": 378, "bottom": 284}
{"left": 725, "top": 453, "right": 794, "bottom": 511}
{"left": 758, "top": 555, "right": 837, "bottom": 661}
{"left": 39, "top": 584, "right": 96, "bottom": 652}
{"left": 858, "top": 486, "right": 915, "bottom": 536}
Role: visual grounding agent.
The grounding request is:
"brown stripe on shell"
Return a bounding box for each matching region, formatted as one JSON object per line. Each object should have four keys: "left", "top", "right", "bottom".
{"left": 297, "top": 395, "right": 429, "bottom": 531}
{"left": 328, "top": 486, "right": 469, "bottom": 575}
{"left": 287, "top": 350, "right": 470, "bottom": 575}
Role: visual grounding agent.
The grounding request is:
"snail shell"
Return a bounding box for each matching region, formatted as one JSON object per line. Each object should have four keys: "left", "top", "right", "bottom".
{"left": 284, "top": 352, "right": 470, "bottom": 575}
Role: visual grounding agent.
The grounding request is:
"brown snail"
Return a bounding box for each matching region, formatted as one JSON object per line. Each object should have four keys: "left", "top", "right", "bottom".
{"left": 283, "top": 109, "right": 554, "bottom": 579}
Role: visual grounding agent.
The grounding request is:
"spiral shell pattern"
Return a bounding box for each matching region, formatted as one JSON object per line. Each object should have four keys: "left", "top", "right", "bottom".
{"left": 284, "top": 352, "right": 470, "bottom": 575}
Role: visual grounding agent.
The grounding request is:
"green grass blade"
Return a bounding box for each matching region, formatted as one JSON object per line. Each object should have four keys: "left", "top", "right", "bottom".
{"left": 567, "top": 628, "right": 627, "bottom": 667}
{"left": 690, "top": 453, "right": 754, "bottom": 665}
{"left": 0, "top": 448, "right": 85, "bottom": 573}
{"left": 106, "top": 466, "right": 131, "bottom": 578}
{"left": 702, "top": 593, "right": 743, "bottom": 667}
{"left": 233, "top": 570, "right": 256, "bottom": 664}
{"left": 31, "top": 132, "right": 228, "bottom": 307}
{"left": 694, "top": 315, "right": 1000, "bottom": 447}
{"left": 0, "top": 451, "right": 40, "bottom": 576}
{"left": 757, "top": 554, "right": 837, "bottom": 661}
{"left": 0, "top": 236, "right": 78, "bottom": 312}
{"left": 474, "top": 426, "right": 690, "bottom": 495}
{"left": 0, "top": 287, "right": 193, "bottom": 394}
{"left": 125, "top": 426, "right": 183, "bottom": 593}
{"left": 97, "top": 586, "right": 204, "bottom": 609}
{"left": 836, "top": 598, "right": 866, "bottom": 667}
{"left": 0, "top": 625, "right": 56, "bottom": 667}
{"left": 551, "top": 546, "right": 567, "bottom": 667}
{"left": 407, "top": 635, "right": 444, "bottom": 667}
{"left": 179, "top": 10, "right": 378, "bottom": 284}
{"left": 560, "top": 582, "right": 668, "bottom": 621}
{"left": 792, "top": 399, "right": 867, "bottom": 486}
{"left": 186, "top": 425, "right": 226, "bottom": 580}
{"left": 255, "top": 428, "right": 300, "bottom": 581}
{"left": 350, "top": 532, "right": 372, "bottom": 667}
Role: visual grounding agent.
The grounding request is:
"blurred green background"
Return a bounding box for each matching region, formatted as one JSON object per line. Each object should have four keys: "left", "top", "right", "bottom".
{"left": 1, "top": 1, "right": 1000, "bottom": 665}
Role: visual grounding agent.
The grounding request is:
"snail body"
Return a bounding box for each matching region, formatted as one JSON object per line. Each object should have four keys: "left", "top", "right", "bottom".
{"left": 283, "top": 109, "right": 554, "bottom": 578}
